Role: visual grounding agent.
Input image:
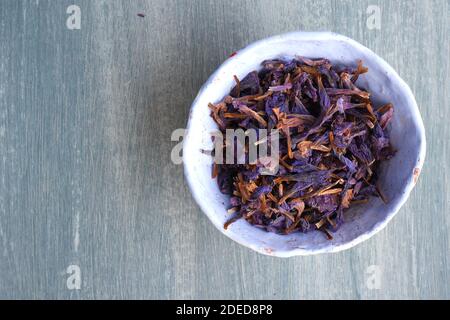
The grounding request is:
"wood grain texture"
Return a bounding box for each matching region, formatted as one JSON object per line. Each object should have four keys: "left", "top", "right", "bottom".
{"left": 0, "top": 0, "right": 448, "bottom": 299}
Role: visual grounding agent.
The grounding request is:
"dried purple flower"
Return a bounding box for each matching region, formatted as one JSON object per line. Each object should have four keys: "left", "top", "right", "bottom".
{"left": 208, "top": 57, "right": 395, "bottom": 239}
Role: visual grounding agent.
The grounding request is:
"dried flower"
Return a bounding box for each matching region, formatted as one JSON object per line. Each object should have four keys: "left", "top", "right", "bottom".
{"left": 208, "top": 57, "right": 395, "bottom": 239}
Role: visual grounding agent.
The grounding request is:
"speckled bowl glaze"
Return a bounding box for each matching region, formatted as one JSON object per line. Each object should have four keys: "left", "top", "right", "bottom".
{"left": 183, "top": 32, "right": 426, "bottom": 257}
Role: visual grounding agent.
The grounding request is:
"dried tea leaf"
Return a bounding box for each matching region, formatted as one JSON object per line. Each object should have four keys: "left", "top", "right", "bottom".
{"left": 209, "top": 57, "right": 394, "bottom": 239}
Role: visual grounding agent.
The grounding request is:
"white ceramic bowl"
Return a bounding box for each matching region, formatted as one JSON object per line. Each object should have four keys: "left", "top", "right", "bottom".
{"left": 183, "top": 32, "right": 426, "bottom": 257}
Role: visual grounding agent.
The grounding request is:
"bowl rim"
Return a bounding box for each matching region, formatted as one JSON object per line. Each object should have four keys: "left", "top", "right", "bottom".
{"left": 183, "top": 31, "right": 426, "bottom": 257}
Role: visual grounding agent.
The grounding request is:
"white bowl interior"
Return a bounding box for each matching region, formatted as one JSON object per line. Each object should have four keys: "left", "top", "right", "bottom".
{"left": 183, "top": 32, "right": 425, "bottom": 256}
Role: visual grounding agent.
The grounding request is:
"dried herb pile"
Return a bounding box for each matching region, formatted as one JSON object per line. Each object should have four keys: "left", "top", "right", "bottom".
{"left": 208, "top": 57, "right": 395, "bottom": 239}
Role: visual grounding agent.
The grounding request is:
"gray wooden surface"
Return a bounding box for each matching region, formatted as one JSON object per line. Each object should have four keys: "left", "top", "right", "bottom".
{"left": 0, "top": 0, "right": 448, "bottom": 300}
